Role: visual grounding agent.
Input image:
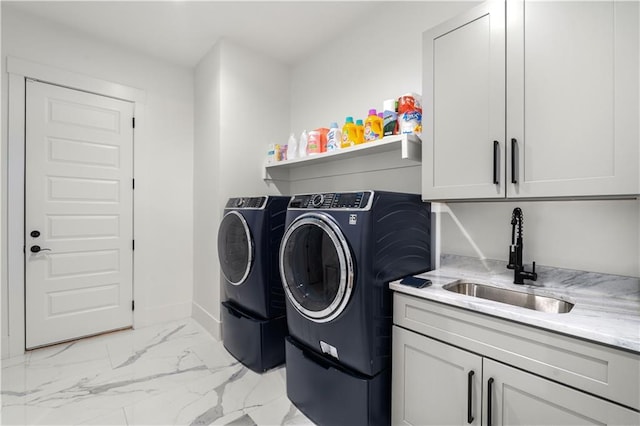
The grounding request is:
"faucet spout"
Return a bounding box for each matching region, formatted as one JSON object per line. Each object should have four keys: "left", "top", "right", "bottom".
{"left": 507, "top": 207, "right": 537, "bottom": 284}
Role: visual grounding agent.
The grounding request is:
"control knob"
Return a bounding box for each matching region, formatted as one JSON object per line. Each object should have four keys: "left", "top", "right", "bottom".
{"left": 310, "top": 194, "right": 325, "bottom": 208}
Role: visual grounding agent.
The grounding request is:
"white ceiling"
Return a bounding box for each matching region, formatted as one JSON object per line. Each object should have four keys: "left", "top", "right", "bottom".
{"left": 3, "top": 1, "right": 388, "bottom": 68}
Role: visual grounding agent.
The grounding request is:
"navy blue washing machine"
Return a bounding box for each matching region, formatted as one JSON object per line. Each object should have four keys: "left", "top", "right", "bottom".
{"left": 279, "top": 190, "right": 432, "bottom": 426}
{"left": 217, "top": 195, "right": 290, "bottom": 372}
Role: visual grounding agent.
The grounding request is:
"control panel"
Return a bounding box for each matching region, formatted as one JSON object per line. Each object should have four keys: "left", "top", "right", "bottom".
{"left": 225, "top": 197, "right": 267, "bottom": 209}
{"left": 288, "top": 191, "right": 373, "bottom": 209}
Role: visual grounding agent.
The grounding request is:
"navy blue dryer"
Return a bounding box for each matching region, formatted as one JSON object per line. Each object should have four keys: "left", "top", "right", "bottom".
{"left": 217, "top": 195, "right": 289, "bottom": 372}
{"left": 279, "top": 190, "right": 431, "bottom": 425}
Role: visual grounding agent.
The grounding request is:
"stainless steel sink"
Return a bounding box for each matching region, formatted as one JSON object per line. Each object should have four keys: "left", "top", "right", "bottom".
{"left": 443, "top": 281, "right": 574, "bottom": 313}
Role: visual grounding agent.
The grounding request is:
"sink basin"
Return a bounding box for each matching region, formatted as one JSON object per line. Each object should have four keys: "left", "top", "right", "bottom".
{"left": 443, "top": 281, "right": 574, "bottom": 313}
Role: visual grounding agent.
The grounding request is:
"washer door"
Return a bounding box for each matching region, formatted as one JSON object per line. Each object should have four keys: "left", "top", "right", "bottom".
{"left": 280, "top": 213, "right": 354, "bottom": 323}
{"left": 218, "top": 211, "right": 253, "bottom": 285}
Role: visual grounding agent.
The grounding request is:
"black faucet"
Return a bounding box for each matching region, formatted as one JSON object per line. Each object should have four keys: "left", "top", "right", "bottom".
{"left": 507, "top": 207, "right": 537, "bottom": 284}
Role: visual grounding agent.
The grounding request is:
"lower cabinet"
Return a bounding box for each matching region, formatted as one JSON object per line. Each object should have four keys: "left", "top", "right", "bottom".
{"left": 392, "top": 325, "right": 640, "bottom": 425}
{"left": 392, "top": 326, "right": 482, "bottom": 425}
{"left": 484, "top": 358, "right": 639, "bottom": 426}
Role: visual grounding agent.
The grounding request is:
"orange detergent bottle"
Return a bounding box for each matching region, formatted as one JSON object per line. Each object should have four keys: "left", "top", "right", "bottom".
{"left": 364, "top": 109, "right": 383, "bottom": 142}
{"left": 341, "top": 116, "right": 358, "bottom": 148}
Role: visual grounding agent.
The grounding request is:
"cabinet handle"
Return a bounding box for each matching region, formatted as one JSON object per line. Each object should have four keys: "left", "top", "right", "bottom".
{"left": 467, "top": 370, "right": 475, "bottom": 423}
{"left": 487, "top": 377, "right": 495, "bottom": 426}
{"left": 511, "top": 138, "right": 518, "bottom": 184}
{"left": 492, "top": 141, "right": 499, "bottom": 185}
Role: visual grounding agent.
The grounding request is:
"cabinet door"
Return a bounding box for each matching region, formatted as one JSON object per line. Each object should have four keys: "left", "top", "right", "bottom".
{"left": 392, "top": 326, "right": 483, "bottom": 426}
{"left": 422, "top": 1, "right": 506, "bottom": 200}
{"left": 507, "top": 0, "right": 639, "bottom": 198}
{"left": 483, "top": 358, "right": 640, "bottom": 425}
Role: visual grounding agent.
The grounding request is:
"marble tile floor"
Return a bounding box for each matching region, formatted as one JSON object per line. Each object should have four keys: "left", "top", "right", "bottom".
{"left": 1, "top": 318, "right": 315, "bottom": 425}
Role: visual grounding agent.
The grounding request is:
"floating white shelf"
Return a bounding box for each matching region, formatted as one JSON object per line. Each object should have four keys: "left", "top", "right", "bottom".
{"left": 263, "top": 134, "right": 421, "bottom": 181}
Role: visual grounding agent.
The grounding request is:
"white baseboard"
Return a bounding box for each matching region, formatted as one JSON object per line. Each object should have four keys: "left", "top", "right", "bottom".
{"left": 135, "top": 301, "right": 192, "bottom": 329}
{"left": 191, "top": 301, "right": 221, "bottom": 341}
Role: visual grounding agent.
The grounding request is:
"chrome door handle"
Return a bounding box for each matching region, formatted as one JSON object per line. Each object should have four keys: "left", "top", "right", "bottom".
{"left": 30, "top": 245, "right": 51, "bottom": 253}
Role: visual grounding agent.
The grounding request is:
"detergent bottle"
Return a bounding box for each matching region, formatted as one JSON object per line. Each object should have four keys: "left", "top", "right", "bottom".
{"left": 286, "top": 133, "right": 298, "bottom": 160}
{"left": 364, "top": 109, "right": 383, "bottom": 142}
{"left": 382, "top": 99, "right": 398, "bottom": 136}
{"left": 355, "top": 119, "right": 365, "bottom": 144}
{"left": 307, "top": 130, "right": 322, "bottom": 155}
{"left": 341, "top": 117, "right": 358, "bottom": 148}
{"left": 299, "top": 130, "right": 309, "bottom": 157}
{"left": 326, "top": 122, "right": 341, "bottom": 151}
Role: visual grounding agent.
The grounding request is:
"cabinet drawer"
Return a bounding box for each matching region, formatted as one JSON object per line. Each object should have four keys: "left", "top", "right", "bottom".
{"left": 394, "top": 293, "right": 640, "bottom": 410}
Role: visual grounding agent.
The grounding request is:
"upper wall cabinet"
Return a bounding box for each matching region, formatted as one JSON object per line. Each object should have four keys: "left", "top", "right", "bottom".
{"left": 423, "top": 1, "right": 506, "bottom": 200}
{"left": 422, "top": 0, "right": 639, "bottom": 201}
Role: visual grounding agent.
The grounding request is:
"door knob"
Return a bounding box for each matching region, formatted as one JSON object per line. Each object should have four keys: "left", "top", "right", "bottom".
{"left": 30, "top": 245, "right": 51, "bottom": 253}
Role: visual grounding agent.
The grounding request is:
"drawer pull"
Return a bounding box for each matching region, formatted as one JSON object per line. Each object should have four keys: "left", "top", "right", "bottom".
{"left": 493, "top": 141, "right": 499, "bottom": 185}
{"left": 487, "top": 377, "right": 495, "bottom": 426}
{"left": 467, "top": 370, "right": 475, "bottom": 423}
{"left": 511, "top": 138, "right": 518, "bottom": 184}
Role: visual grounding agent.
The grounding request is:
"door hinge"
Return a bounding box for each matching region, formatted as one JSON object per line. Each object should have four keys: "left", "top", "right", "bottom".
{"left": 132, "top": 240, "right": 135, "bottom": 250}
{"left": 132, "top": 178, "right": 135, "bottom": 189}
{"left": 132, "top": 117, "right": 136, "bottom": 128}
{"left": 132, "top": 300, "right": 135, "bottom": 311}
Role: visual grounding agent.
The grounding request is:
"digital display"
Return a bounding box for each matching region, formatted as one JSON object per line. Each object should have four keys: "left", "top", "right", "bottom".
{"left": 334, "top": 192, "right": 363, "bottom": 208}
{"left": 338, "top": 193, "right": 357, "bottom": 204}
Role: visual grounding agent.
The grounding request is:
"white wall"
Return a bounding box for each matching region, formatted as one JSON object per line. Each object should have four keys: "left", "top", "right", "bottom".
{"left": 288, "top": 1, "right": 477, "bottom": 195}
{"left": 290, "top": 2, "right": 479, "bottom": 134}
{"left": 440, "top": 200, "right": 640, "bottom": 277}
{"left": 193, "top": 43, "right": 223, "bottom": 337}
{"left": 288, "top": 1, "right": 639, "bottom": 278}
{"left": 218, "top": 40, "right": 291, "bottom": 201}
{"left": 1, "top": 6, "right": 195, "bottom": 356}
{"left": 192, "top": 39, "right": 290, "bottom": 338}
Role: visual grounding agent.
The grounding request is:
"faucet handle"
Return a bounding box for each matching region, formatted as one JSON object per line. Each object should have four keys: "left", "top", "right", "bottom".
{"left": 528, "top": 261, "right": 538, "bottom": 281}
{"left": 507, "top": 245, "right": 517, "bottom": 269}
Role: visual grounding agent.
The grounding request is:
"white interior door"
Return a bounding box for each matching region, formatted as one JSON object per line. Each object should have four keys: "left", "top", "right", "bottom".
{"left": 25, "top": 79, "right": 134, "bottom": 349}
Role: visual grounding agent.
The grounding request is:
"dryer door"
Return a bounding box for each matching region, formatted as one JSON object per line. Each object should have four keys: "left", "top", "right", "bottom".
{"left": 218, "top": 211, "right": 253, "bottom": 285}
{"left": 280, "top": 212, "right": 354, "bottom": 323}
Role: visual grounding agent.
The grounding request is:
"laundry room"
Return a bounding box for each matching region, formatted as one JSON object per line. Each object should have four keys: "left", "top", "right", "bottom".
{"left": 1, "top": 1, "right": 639, "bottom": 425}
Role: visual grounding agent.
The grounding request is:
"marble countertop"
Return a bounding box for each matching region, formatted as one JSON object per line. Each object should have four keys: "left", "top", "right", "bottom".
{"left": 390, "top": 254, "right": 640, "bottom": 354}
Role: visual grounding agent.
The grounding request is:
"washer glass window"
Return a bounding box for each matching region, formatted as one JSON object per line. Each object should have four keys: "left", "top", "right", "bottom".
{"left": 280, "top": 214, "right": 353, "bottom": 322}
{"left": 218, "top": 211, "right": 253, "bottom": 285}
